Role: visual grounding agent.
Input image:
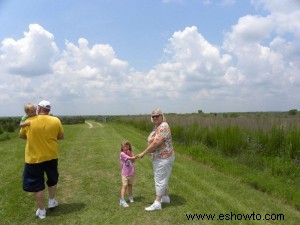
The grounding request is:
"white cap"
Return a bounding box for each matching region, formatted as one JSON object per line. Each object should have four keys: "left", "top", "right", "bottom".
{"left": 38, "top": 100, "right": 51, "bottom": 110}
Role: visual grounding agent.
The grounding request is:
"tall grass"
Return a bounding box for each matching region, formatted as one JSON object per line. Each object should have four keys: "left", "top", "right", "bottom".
{"left": 117, "top": 113, "right": 300, "bottom": 159}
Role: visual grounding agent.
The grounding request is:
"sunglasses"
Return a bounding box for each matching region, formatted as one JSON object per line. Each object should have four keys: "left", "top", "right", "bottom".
{"left": 151, "top": 115, "right": 161, "bottom": 119}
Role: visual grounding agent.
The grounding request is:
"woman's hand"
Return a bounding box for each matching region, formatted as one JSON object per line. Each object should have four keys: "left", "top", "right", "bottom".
{"left": 135, "top": 152, "right": 145, "bottom": 159}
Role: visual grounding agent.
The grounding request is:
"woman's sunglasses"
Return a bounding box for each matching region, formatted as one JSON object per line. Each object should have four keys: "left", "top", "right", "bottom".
{"left": 151, "top": 115, "right": 161, "bottom": 119}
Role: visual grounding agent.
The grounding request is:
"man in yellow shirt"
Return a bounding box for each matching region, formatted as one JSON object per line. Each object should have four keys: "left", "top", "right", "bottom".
{"left": 19, "top": 100, "right": 64, "bottom": 219}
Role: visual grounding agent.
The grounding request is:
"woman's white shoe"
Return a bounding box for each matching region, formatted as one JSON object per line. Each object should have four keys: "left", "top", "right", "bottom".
{"left": 145, "top": 202, "right": 162, "bottom": 211}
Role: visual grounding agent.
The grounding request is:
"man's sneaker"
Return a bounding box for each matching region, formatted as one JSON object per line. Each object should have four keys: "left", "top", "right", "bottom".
{"left": 145, "top": 201, "right": 162, "bottom": 211}
{"left": 161, "top": 195, "right": 170, "bottom": 203}
{"left": 120, "top": 200, "right": 129, "bottom": 207}
{"left": 128, "top": 196, "right": 134, "bottom": 203}
{"left": 48, "top": 199, "right": 58, "bottom": 209}
{"left": 36, "top": 208, "right": 46, "bottom": 219}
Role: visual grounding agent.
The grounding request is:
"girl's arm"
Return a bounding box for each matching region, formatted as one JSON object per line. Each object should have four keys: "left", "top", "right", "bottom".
{"left": 127, "top": 155, "right": 136, "bottom": 162}
{"left": 127, "top": 151, "right": 135, "bottom": 162}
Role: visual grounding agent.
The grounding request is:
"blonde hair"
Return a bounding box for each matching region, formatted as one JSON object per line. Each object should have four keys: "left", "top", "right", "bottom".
{"left": 120, "top": 140, "right": 132, "bottom": 152}
{"left": 151, "top": 108, "right": 166, "bottom": 122}
{"left": 24, "top": 103, "right": 36, "bottom": 114}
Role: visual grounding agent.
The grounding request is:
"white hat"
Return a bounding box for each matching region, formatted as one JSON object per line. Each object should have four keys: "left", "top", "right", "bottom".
{"left": 38, "top": 100, "right": 51, "bottom": 110}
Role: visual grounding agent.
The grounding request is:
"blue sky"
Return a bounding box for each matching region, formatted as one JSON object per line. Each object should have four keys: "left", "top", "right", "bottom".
{"left": 0, "top": 0, "right": 299, "bottom": 116}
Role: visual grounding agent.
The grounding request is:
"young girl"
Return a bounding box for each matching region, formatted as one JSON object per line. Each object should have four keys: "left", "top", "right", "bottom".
{"left": 119, "top": 140, "right": 135, "bottom": 207}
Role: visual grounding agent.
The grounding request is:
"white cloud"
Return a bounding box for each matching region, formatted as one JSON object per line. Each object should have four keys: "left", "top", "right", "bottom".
{"left": 51, "top": 38, "right": 130, "bottom": 104}
{"left": 0, "top": 24, "right": 58, "bottom": 76}
{"left": 252, "top": 0, "right": 300, "bottom": 36}
{"left": 223, "top": 15, "right": 274, "bottom": 51}
{"left": 160, "top": 26, "right": 232, "bottom": 93}
{"left": 218, "top": 0, "right": 300, "bottom": 111}
{"left": 53, "top": 38, "right": 128, "bottom": 79}
{"left": 252, "top": 0, "right": 300, "bottom": 13}
{"left": 222, "top": 1, "right": 300, "bottom": 92}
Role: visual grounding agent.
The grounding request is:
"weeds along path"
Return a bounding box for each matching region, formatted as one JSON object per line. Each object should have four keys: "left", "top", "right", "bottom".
{"left": 1, "top": 122, "right": 299, "bottom": 225}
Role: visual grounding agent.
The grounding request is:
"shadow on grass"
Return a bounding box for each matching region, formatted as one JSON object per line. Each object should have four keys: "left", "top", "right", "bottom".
{"left": 132, "top": 195, "right": 146, "bottom": 203}
{"left": 162, "top": 194, "right": 186, "bottom": 208}
{"left": 47, "top": 202, "right": 86, "bottom": 217}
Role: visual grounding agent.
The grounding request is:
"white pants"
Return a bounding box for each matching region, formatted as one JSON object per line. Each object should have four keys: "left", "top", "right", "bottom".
{"left": 152, "top": 152, "right": 175, "bottom": 196}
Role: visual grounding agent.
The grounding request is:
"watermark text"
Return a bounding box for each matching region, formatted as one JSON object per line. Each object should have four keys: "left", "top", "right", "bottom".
{"left": 186, "top": 212, "right": 284, "bottom": 221}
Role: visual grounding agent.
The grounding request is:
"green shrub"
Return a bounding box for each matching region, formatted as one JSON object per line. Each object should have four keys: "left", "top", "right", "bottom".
{"left": 288, "top": 109, "right": 298, "bottom": 115}
{"left": 59, "top": 116, "right": 85, "bottom": 124}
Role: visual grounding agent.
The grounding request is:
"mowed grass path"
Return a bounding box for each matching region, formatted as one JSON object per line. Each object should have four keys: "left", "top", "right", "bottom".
{"left": 0, "top": 121, "right": 299, "bottom": 225}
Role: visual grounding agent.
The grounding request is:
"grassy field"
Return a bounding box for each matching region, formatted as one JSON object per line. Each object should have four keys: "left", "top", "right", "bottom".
{"left": 0, "top": 121, "right": 299, "bottom": 225}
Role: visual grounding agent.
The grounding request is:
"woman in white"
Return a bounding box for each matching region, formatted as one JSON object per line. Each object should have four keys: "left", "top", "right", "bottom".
{"left": 136, "top": 108, "right": 175, "bottom": 211}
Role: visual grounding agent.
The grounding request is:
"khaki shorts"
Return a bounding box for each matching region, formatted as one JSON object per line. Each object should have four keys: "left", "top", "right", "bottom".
{"left": 122, "top": 175, "right": 134, "bottom": 185}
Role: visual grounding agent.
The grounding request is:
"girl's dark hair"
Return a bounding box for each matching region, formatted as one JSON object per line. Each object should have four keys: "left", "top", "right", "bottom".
{"left": 120, "top": 140, "right": 132, "bottom": 152}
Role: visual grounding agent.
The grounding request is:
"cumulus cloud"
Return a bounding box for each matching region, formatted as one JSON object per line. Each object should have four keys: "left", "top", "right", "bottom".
{"left": 157, "top": 26, "right": 231, "bottom": 95}
{"left": 50, "top": 37, "right": 130, "bottom": 105}
{"left": 223, "top": 4, "right": 300, "bottom": 92}
{"left": 0, "top": 24, "right": 58, "bottom": 76}
{"left": 252, "top": 0, "right": 300, "bottom": 36}
{"left": 0, "top": 24, "right": 131, "bottom": 114}
{"left": 252, "top": 0, "right": 300, "bottom": 13}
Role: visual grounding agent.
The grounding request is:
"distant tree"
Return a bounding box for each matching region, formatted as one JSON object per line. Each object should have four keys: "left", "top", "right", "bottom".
{"left": 198, "top": 109, "right": 203, "bottom": 114}
{"left": 229, "top": 113, "right": 239, "bottom": 118}
{"left": 288, "top": 109, "right": 298, "bottom": 115}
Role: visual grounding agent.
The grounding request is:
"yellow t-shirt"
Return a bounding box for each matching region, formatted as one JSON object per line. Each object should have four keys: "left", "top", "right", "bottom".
{"left": 19, "top": 115, "right": 64, "bottom": 163}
